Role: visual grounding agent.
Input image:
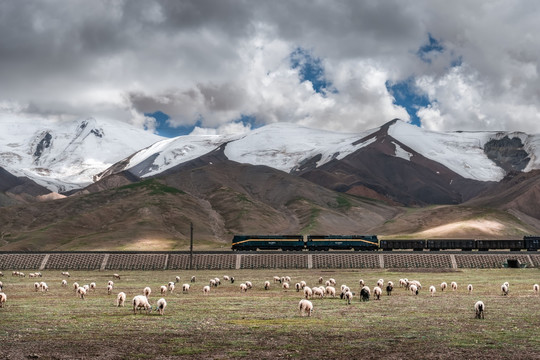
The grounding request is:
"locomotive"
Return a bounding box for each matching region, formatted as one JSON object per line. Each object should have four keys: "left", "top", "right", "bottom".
{"left": 231, "top": 235, "right": 540, "bottom": 251}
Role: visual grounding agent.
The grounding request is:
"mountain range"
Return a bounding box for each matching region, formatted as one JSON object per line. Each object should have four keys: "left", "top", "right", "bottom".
{"left": 1, "top": 116, "right": 540, "bottom": 250}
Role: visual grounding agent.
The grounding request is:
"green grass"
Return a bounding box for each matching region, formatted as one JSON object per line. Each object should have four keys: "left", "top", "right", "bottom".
{"left": 1, "top": 269, "right": 539, "bottom": 359}
{"left": 118, "top": 179, "right": 184, "bottom": 195}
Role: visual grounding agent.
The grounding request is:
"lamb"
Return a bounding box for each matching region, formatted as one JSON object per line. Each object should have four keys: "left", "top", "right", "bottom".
{"left": 168, "top": 283, "right": 175, "bottom": 293}
{"left": 325, "top": 280, "right": 331, "bottom": 287}
{"left": 474, "top": 300, "right": 485, "bottom": 319}
{"left": 29, "top": 273, "right": 37, "bottom": 278}
{"left": 325, "top": 286, "right": 336, "bottom": 298}
{"left": 360, "top": 286, "right": 370, "bottom": 301}
{"left": 223, "top": 275, "right": 230, "bottom": 281}
{"left": 143, "top": 286, "right": 151, "bottom": 298}
{"left": 202, "top": 285, "right": 210, "bottom": 294}
{"left": 160, "top": 285, "right": 168, "bottom": 295}
{"left": 451, "top": 282, "right": 458, "bottom": 291}
{"left": 107, "top": 284, "right": 113, "bottom": 295}
{"left": 373, "top": 286, "right": 382, "bottom": 300}
{"left": 273, "top": 276, "right": 281, "bottom": 283}
{"left": 132, "top": 295, "right": 151, "bottom": 314}
{"left": 283, "top": 282, "right": 290, "bottom": 290}
{"left": 240, "top": 283, "right": 248, "bottom": 292}
{"left": 376, "top": 279, "right": 384, "bottom": 288}
{"left": 245, "top": 281, "right": 253, "bottom": 289}
{"left": 440, "top": 282, "right": 447, "bottom": 292}
{"left": 155, "top": 298, "right": 167, "bottom": 315}
{"left": 191, "top": 276, "right": 196, "bottom": 283}
{"left": 285, "top": 276, "right": 291, "bottom": 283}
{"left": 61, "top": 271, "right": 71, "bottom": 277}
{"left": 116, "top": 292, "right": 126, "bottom": 307}
{"left": 40, "top": 282, "right": 48, "bottom": 292}
{"left": 108, "top": 280, "right": 114, "bottom": 287}
{"left": 83, "top": 284, "right": 90, "bottom": 292}
{"left": 386, "top": 281, "right": 394, "bottom": 296}
{"left": 298, "top": 299, "right": 313, "bottom": 317}
{"left": 77, "top": 286, "right": 87, "bottom": 300}
{"left": 410, "top": 284, "right": 419, "bottom": 295}
{"left": 429, "top": 285, "right": 436, "bottom": 297}
{"left": 182, "top": 284, "right": 190, "bottom": 292}
{"left": 534, "top": 284, "right": 539, "bottom": 295}
{"left": 340, "top": 286, "right": 350, "bottom": 299}
{"left": 501, "top": 284, "right": 509, "bottom": 296}
{"left": 318, "top": 277, "right": 323, "bottom": 284}
{"left": 90, "top": 282, "right": 96, "bottom": 291}
{"left": 264, "top": 281, "right": 271, "bottom": 290}
{"left": 209, "top": 279, "right": 217, "bottom": 287}
{"left": 304, "top": 286, "right": 313, "bottom": 299}
{"left": 300, "top": 281, "right": 307, "bottom": 289}
{"left": 359, "top": 279, "right": 365, "bottom": 287}
{"left": 34, "top": 282, "right": 40, "bottom": 292}
{"left": 328, "top": 278, "right": 336, "bottom": 286}
{"left": 113, "top": 273, "right": 121, "bottom": 280}
{"left": 0, "top": 292, "right": 6, "bottom": 307}
{"left": 73, "top": 282, "right": 79, "bottom": 292}
{"left": 214, "top": 278, "right": 221, "bottom": 286}
{"left": 175, "top": 276, "right": 181, "bottom": 283}
{"left": 295, "top": 283, "right": 301, "bottom": 292}
{"left": 399, "top": 279, "right": 407, "bottom": 288}
{"left": 467, "top": 284, "right": 473, "bottom": 294}
{"left": 345, "top": 290, "right": 353, "bottom": 305}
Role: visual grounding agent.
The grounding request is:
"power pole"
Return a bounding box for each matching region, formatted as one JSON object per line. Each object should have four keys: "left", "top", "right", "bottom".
{"left": 189, "top": 222, "right": 194, "bottom": 270}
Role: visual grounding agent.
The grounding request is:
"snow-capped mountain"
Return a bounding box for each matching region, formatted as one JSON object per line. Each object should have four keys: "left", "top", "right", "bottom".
{"left": 0, "top": 116, "right": 164, "bottom": 192}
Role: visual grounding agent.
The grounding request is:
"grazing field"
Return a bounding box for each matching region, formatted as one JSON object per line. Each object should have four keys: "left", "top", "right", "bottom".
{"left": 1, "top": 269, "right": 539, "bottom": 359}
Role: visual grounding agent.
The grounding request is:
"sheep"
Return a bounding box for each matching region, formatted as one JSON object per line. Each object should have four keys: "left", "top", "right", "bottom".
{"left": 298, "top": 299, "right": 313, "bottom": 317}
{"left": 245, "top": 281, "right": 253, "bottom": 289}
{"left": 29, "top": 273, "right": 36, "bottom": 278}
{"left": 503, "top": 281, "right": 509, "bottom": 288}
{"left": 214, "top": 278, "right": 221, "bottom": 286}
{"left": 160, "top": 285, "right": 168, "bottom": 295}
{"left": 467, "top": 284, "right": 473, "bottom": 294}
{"left": 280, "top": 277, "right": 286, "bottom": 284}
{"left": 40, "top": 282, "right": 49, "bottom": 292}
{"left": 143, "top": 287, "right": 151, "bottom": 298}
{"left": 0, "top": 292, "right": 6, "bottom": 307}
{"left": 386, "top": 281, "right": 394, "bottom": 296}
{"left": 0, "top": 272, "right": 3, "bottom": 277}
{"left": 325, "top": 280, "right": 331, "bottom": 287}
{"left": 132, "top": 295, "right": 151, "bottom": 314}
{"left": 474, "top": 301, "right": 485, "bottom": 319}
{"left": 83, "top": 284, "right": 90, "bottom": 292}
{"left": 168, "top": 283, "right": 175, "bottom": 293}
{"left": 318, "top": 277, "right": 323, "bottom": 284}
{"left": 61, "top": 271, "right": 71, "bottom": 277}
{"left": 264, "top": 281, "right": 271, "bottom": 290}
{"left": 501, "top": 284, "right": 509, "bottom": 296}
{"left": 534, "top": 284, "right": 539, "bottom": 295}
{"left": 107, "top": 284, "right": 113, "bottom": 295}
{"left": 156, "top": 298, "right": 167, "bottom": 315}
{"left": 202, "top": 285, "right": 210, "bottom": 295}
{"left": 182, "top": 284, "right": 190, "bottom": 292}
{"left": 376, "top": 279, "right": 384, "bottom": 288}
{"left": 108, "top": 280, "right": 114, "bottom": 287}
{"left": 295, "top": 283, "right": 301, "bottom": 292}
{"left": 209, "top": 279, "right": 217, "bottom": 287}
{"left": 399, "top": 279, "right": 407, "bottom": 288}
{"left": 223, "top": 275, "right": 230, "bottom": 281}
{"left": 273, "top": 276, "right": 281, "bottom": 283}
{"left": 77, "top": 286, "right": 87, "bottom": 300}
{"left": 410, "top": 284, "right": 419, "bottom": 296}
{"left": 191, "top": 276, "right": 196, "bottom": 283}
{"left": 340, "top": 286, "right": 350, "bottom": 299}
{"left": 328, "top": 278, "right": 336, "bottom": 286}
{"left": 283, "top": 282, "right": 290, "bottom": 290}
{"left": 325, "top": 286, "right": 336, "bottom": 298}
{"left": 441, "top": 282, "right": 447, "bottom": 292}
{"left": 408, "top": 280, "right": 422, "bottom": 290}
{"left": 345, "top": 291, "right": 353, "bottom": 305}
{"left": 360, "top": 286, "right": 370, "bottom": 301}
{"left": 285, "top": 276, "right": 291, "bottom": 283}
{"left": 90, "top": 282, "right": 96, "bottom": 291}
{"left": 116, "top": 292, "right": 126, "bottom": 307}
{"left": 230, "top": 277, "right": 235, "bottom": 284}
{"left": 312, "top": 287, "right": 324, "bottom": 298}
{"left": 240, "top": 283, "right": 248, "bottom": 292}
{"left": 61, "top": 279, "right": 67, "bottom": 287}
{"left": 429, "top": 285, "right": 436, "bottom": 297}
{"left": 113, "top": 273, "right": 121, "bottom": 280}
{"left": 175, "top": 276, "right": 181, "bottom": 283}
{"left": 300, "top": 281, "right": 307, "bottom": 289}
{"left": 34, "top": 282, "right": 40, "bottom": 292}
{"left": 73, "top": 282, "right": 79, "bottom": 292}
{"left": 451, "top": 282, "right": 458, "bottom": 291}
{"left": 373, "top": 286, "right": 382, "bottom": 300}
{"left": 304, "top": 286, "right": 313, "bottom": 299}
{"left": 0, "top": 281, "right": 3, "bottom": 291}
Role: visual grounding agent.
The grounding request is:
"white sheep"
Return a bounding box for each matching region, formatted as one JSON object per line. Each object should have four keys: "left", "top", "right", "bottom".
{"left": 132, "top": 295, "right": 151, "bottom": 314}
{"left": 325, "top": 286, "right": 336, "bottom": 298}
{"left": 29, "top": 273, "right": 36, "bottom": 278}
{"left": 83, "top": 284, "right": 90, "bottom": 292}
{"left": 474, "top": 301, "right": 485, "bottom": 319}
{"left": 143, "top": 286, "right": 151, "bottom": 298}
{"left": 501, "top": 284, "right": 509, "bottom": 296}
{"left": 77, "top": 286, "right": 87, "bottom": 300}
{"left": 300, "top": 281, "right": 307, "bottom": 289}
{"left": 467, "top": 284, "right": 473, "bottom": 294}
{"left": 73, "top": 282, "right": 80, "bottom": 292}
{"left": 34, "top": 282, "right": 40, "bottom": 292}
{"left": 223, "top": 275, "right": 230, "bottom": 281}
{"left": 240, "top": 283, "right": 248, "bottom": 292}
{"left": 304, "top": 286, "right": 313, "bottom": 299}
{"left": 214, "top": 278, "right": 221, "bottom": 286}
{"left": 328, "top": 278, "right": 336, "bottom": 286}
{"left": 113, "top": 273, "right": 121, "bottom": 280}
{"left": 61, "top": 271, "right": 71, "bottom": 277}
{"left": 175, "top": 276, "right": 181, "bottom": 283}
{"left": 246, "top": 281, "right": 253, "bottom": 289}
{"left": 440, "top": 282, "right": 447, "bottom": 292}
{"left": 325, "top": 280, "right": 331, "bottom": 287}
{"left": 182, "top": 283, "right": 190, "bottom": 292}
{"left": 116, "top": 292, "right": 126, "bottom": 307}
{"left": 107, "top": 284, "right": 113, "bottom": 295}
{"left": 202, "top": 285, "right": 210, "bottom": 295}
{"left": 273, "top": 276, "right": 281, "bottom": 283}
{"left": 156, "top": 298, "right": 167, "bottom": 315}
{"left": 295, "top": 283, "right": 301, "bottom": 292}
{"left": 373, "top": 286, "right": 382, "bottom": 300}
{"left": 318, "top": 277, "right": 323, "bottom": 284}
{"left": 108, "top": 280, "right": 114, "bottom": 287}
{"left": 209, "top": 279, "right": 217, "bottom": 287}
{"left": 410, "top": 284, "right": 418, "bottom": 295}
{"left": 283, "top": 282, "right": 290, "bottom": 290}
{"left": 429, "top": 285, "right": 436, "bottom": 297}
{"left": 340, "top": 286, "right": 350, "bottom": 299}
{"left": 168, "top": 283, "right": 175, "bottom": 293}
{"left": 40, "top": 282, "right": 49, "bottom": 292}
{"left": 376, "top": 279, "right": 384, "bottom": 288}
{"left": 0, "top": 292, "right": 6, "bottom": 307}
{"left": 264, "top": 281, "right": 271, "bottom": 290}
{"left": 503, "top": 281, "right": 509, "bottom": 288}
{"left": 90, "top": 282, "right": 96, "bottom": 291}
{"left": 312, "top": 287, "right": 324, "bottom": 298}
{"left": 345, "top": 291, "right": 353, "bottom": 305}
{"left": 408, "top": 280, "right": 422, "bottom": 290}
{"left": 451, "top": 282, "right": 458, "bottom": 291}
{"left": 160, "top": 285, "right": 168, "bottom": 295}
{"left": 298, "top": 299, "right": 313, "bottom": 317}
{"left": 358, "top": 279, "right": 365, "bottom": 287}
{"left": 399, "top": 279, "right": 406, "bottom": 288}
{"left": 534, "top": 284, "right": 539, "bottom": 295}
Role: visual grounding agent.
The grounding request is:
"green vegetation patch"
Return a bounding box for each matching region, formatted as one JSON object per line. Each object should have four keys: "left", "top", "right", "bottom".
{"left": 119, "top": 179, "right": 184, "bottom": 195}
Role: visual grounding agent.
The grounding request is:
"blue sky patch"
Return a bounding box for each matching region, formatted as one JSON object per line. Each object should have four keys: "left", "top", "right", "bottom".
{"left": 417, "top": 33, "right": 444, "bottom": 63}
{"left": 386, "top": 78, "right": 430, "bottom": 127}
{"left": 290, "top": 47, "right": 337, "bottom": 95}
{"left": 145, "top": 111, "right": 200, "bottom": 137}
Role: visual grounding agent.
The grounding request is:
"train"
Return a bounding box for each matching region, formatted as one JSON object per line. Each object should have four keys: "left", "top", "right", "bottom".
{"left": 231, "top": 235, "right": 540, "bottom": 251}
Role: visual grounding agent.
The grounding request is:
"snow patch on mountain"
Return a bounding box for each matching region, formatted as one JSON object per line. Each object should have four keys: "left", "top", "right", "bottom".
{"left": 392, "top": 142, "right": 412, "bottom": 161}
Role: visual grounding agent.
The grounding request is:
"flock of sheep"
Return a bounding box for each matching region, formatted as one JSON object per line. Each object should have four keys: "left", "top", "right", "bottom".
{"left": 1, "top": 270, "right": 539, "bottom": 319}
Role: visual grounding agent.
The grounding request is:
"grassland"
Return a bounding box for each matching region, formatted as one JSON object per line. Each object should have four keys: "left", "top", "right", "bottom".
{"left": 1, "top": 268, "right": 539, "bottom": 359}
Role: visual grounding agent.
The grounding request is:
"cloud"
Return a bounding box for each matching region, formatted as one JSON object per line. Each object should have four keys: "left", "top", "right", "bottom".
{"left": 0, "top": 0, "right": 539, "bottom": 134}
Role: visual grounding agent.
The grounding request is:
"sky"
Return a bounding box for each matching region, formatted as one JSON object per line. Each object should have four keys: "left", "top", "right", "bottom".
{"left": 0, "top": 0, "right": 539, "bottom": 137}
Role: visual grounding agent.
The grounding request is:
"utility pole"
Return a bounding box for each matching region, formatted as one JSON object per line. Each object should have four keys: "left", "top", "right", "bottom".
{"left": 189, "top": 222, "right": 194, "bottom": 270}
